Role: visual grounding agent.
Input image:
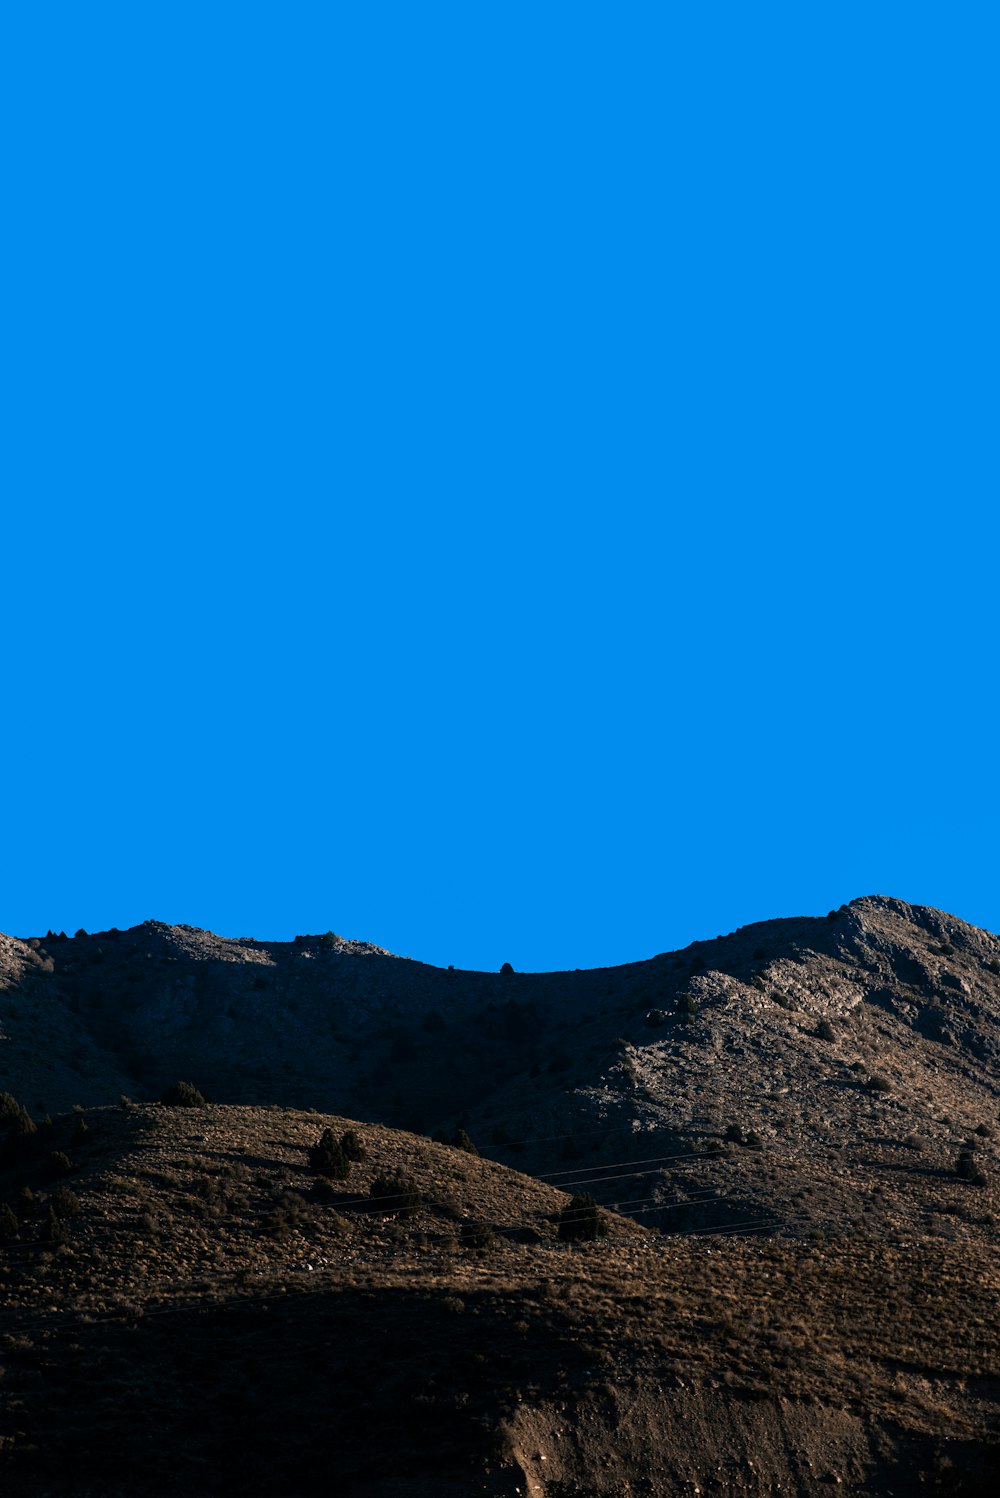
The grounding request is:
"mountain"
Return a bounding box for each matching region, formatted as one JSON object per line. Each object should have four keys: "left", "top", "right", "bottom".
{"left": 2, "top": 896, "right": 999, "bottom": 1240}
{"left": 1, "top": 895, "right": 999, "bottom": 1492}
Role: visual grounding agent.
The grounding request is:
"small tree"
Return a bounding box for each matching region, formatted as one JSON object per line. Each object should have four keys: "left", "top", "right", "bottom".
{"left": 0, "top": 1203, "right": 19, "bottom": 1241}
{"left": 558, "top": 1192, "right": 608, "bottom": 1242}
{"left": 452, "top": 1128, "right": 479, "bottom": 1157}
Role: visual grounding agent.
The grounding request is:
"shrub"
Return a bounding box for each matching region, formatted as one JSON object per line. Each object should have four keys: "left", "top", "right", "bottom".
{"left": 308, "top": 1129, "right": 350, "bottom": 1180}
{"left": 973, "top": 1123, "right": 995, "bottom": 1138}
{"left": 724, "top": 1123, "right": 746, "bottom": 1145}
{"left": 956, "top": 1151, "right": 988, "bottom": 1187}
{"left": 451, "top": 1128, "right": 479, "bottom": 1157}
{"left": 0, "top": 1203, "right": 19, "bottom": 1240}
{"left": 369, "top": 1173, "right": 421, "bottom": 1219}
{"left": 500, "top": 962, "right": 514, "bottom": 975}
{"left": 319, "top": 930, "right": 340, "bottom": 950}
{"left": 558, "top": 1192, "right": 608, "bottom": 1242}
{"left": 39, "top": 1151, "right": 72, "bottom": 1184}
{"left": 44, "top": 1205, "right": 69, "bottom": 1246}
{"left": 51, "top": 1185, "right": 81, "bottom": 1219}
{"left": 865, "top": 1074, "right": 893, "bottom": 1092}
{"left": 815, "top": 1020, "right": 835, "bottom": 1042}
{"left": 459, "top": 1219, "right": 496, "bottom": 1251}
{"left": 340, "top": 1129, "right": 366, "bottom": 1162}
{"left": 70, "top": 1116, "right": 90, "bottom": 1147}
{"left": 645, "top": 1008, "right": 667, "bottom": 1027}
{"left": 160, "top": 1081, "right": 207, "bottom": 1107}
{"left": 676, "top": 992, "right": 699, "bottom": 1018}
{"left": 0, "top": 1093, "right": 38, "bottom": 1168}
{"left": 0, "top": 1092, "right": 35, "bottom": 1130}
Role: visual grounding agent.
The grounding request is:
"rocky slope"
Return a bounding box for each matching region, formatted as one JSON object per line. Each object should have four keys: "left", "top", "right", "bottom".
{"left": 0, "top": 1101, "right": 997, "bottom": 1496}
{"left": 2, "top": 897, "right": 999, "bottom": 1244}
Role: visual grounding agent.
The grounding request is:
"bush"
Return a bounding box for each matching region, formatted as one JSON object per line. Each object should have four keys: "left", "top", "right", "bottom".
{"left": 369, "top": 1173, "right": 421, "bottom": 1219}
{"left": 451, "top": 1128, "right": 479, "bottom": 1157}
{"left": 340, "top": 1129, "right": 366, "bottom": 1162}
{"left": 44, "top": 1205, "right": 69, "bottom": 1246}
{"left": 956, "top": 1151, "right": 988, "bottom": 1187}
{"left": 51, "top": 1185, "right": 81, "bottom": 1219}
{"left": 815, "top": 1020, "right": 835, "bottom": 1042}
{"left": 319, "top": 931, "right": 340, "bottom": 949}
{"left": 459, "top": 1219, "right": 496, "bottom": 1251}
{"left": 308, "top": 1129, "right": 350, "bottom": 1180}
{"left": 0, "top": 1203, "right": 19, "bottom": 1241}
{"left": 161, "top": 1081, "right": 207, "bottom": 1108}
{"left": 500, "top": 962, "right": 514, "bottom": 975}
{"left": 676, "top": 992, "right": 699, "bottom": 1019}
{"left": 644, "top": 1008, "right": 667, "bottom": 1027}
{"left": 558, "top": 1192, "right": 608, "bottom": 1242}
{"left": 70, "top": 1116, "right": 90, "bottom": 1147}
{"left": 0, "top": 1093, "right": 38, "bottom": 1168}
{"left": 39, "top": 1151, "right": 72, "bottom": 1184}
{"left": 865, "top": 1074, "right": 893, "bottom": 1092}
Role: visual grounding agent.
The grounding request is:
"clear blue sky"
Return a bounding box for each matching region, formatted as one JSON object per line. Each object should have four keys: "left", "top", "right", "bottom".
{"left": 2, "top": 5, "right": 997, "bottom": 971}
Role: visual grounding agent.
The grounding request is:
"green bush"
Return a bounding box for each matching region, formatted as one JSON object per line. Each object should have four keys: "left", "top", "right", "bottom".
{"left": 815, "top": 1020, "right": 835, "bottom": 1042}
{"left": 558, "top": 1192, "right": 608, "bottom": 1242}
{"left": 0, "top": 1202, "right": 19, "bottom": 1240}
{"left": 369, "top": 1173, "right": 421, "bottom": 1219}
{"left": 160, "top": 1081, "right": 207, "bottom": 1107}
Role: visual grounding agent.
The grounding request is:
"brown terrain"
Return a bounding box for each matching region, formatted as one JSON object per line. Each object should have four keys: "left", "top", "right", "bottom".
{"left": 1, "top": 895, "right": 998, "bottom": 1494}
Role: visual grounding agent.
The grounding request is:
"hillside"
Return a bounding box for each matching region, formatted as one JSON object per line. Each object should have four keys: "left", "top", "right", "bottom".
{"left": 2, "top": 896, "right": 1000, "bottom": 1492}
{"left": 2, "top": 897, "right": 999, "bottom": 1242}
{"left": 0, "top": 1101, "right": 997, "bottom": 1496}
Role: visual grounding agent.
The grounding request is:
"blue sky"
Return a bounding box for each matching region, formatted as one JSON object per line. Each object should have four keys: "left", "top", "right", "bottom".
{"left": 2, "top": 5, "right": 997, "bottom": 970}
